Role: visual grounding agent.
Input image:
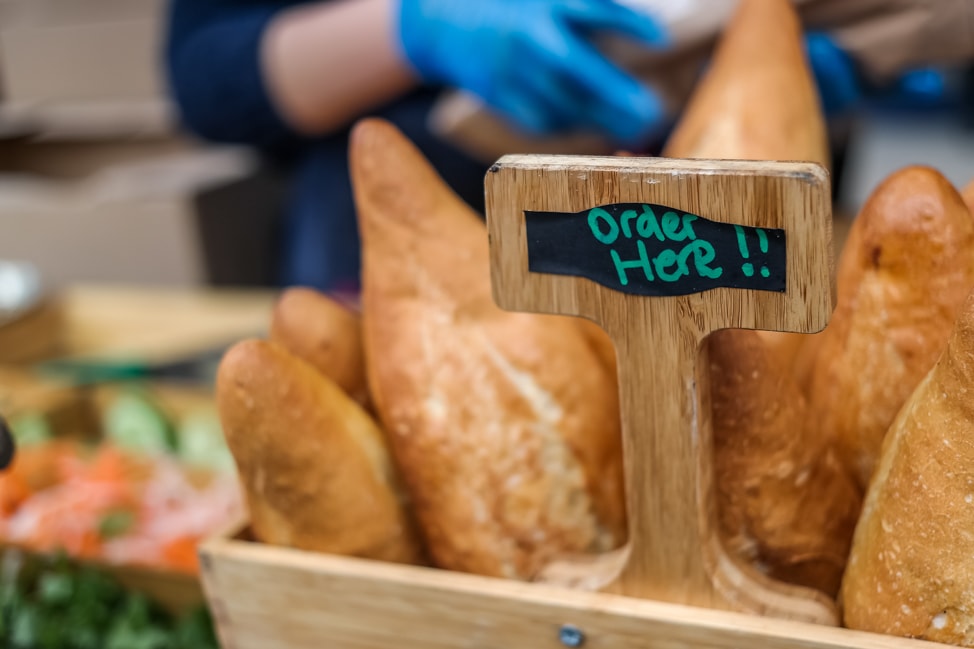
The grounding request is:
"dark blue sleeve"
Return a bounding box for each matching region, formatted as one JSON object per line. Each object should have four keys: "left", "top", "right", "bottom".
{"left": 165, "top": 0, "right": 306, "bottom": 150}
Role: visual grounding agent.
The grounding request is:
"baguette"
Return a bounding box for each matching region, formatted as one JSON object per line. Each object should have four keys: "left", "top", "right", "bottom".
{"left": 663, "top": 0, "right": 830, "bottom": 387}
{"left": 664, "top": 0, "right": 854, "bottom": 595}
{"left": 806, "top": 167, "right": 974, "bottom": 488}
{"left": 841, "top": 288, "right": 974, "bottom": 645}
{"left": 709, "top": 330, "right": 860, "bottom": 597}
{"left": 662, "top": 0, "right": 829, "bottom": 168}
{"left": 270, "top": 287, "right": 368, "bottom": 404}
{"left": 351, "top": 118, "right": 625, "bottom": 579}
{"left": 216, "top": 339, "right": 421, "bottom": 563}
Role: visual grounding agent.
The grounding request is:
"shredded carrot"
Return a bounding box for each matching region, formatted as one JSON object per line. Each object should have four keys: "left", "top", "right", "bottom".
{"left": 160, "top": 536, "right": 201, "bottom": 574}
{"left": 0, "top": 472, "right": 31, "bottom": 517}
{"left": 0, "top": 442, "right": 242, "bottom": 574}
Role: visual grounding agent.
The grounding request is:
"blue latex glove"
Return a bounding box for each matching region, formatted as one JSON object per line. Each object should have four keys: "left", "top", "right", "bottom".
{"left": 805, "top": 32, "right": 861, "bottom": 116}
{"left": 399, "top": 0, "right": 669, "bottom": 145}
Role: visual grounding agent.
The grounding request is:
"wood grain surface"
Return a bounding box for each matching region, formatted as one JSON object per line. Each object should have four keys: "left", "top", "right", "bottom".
{"left": 200, "top": 536, "right": 941, "bottom": 649}
{"left": 485, "top": 155, "right": 835, "bottom": 623}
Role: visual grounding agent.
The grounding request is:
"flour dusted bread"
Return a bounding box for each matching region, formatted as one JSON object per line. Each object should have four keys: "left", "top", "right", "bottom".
{"left": 662, "top": 0, "right": 829, "bottom": 168}
{"left": 842, "top": 289, "right": 974, "bottom": 645}
{"left": 709, "top": 330, "right": 860, "bottom": 597}
{"left": 662, "top": 0, "right": 828, "bottom": 385}
{"left": 270, "top": 287, "right": 367, "bottom": 404}
{"left": 807, "top": 167, "right": 974, "bottom": 488}
{"left": 663, "top": 0, "right": 854, "bottom": 596}
{"left": 351, "top": 118, "right": 624, "bottom": 579}
{"left": 216, "top": 339, "right": 420, "bottom": 563}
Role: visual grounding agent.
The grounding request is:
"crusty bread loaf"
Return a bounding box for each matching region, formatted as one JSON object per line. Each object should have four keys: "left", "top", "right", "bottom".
{"left": 709, "top": 329, "right": 860, "bottom": 597}
{"left": 842, "top": 288, "right": 974, "bottom": 644}
{"left": 350, "top": 118, "right": 625, "bottom": 579}
{"left": 662, "top": 0, "right": 828, "bottom": 384}
{"left": 806, "top": 167, "right": 974, "bottom": 489}
{"left": 662, "top": 0, "right": 829, "bottom": 168}
{"left": 664, "top": 0, "right": 855, "bottom": 596}
{"left": 963, "top": 179, "right": 974, "bottom": 214}
{"left": 270, "top": 287, "right": 368, "bottom": 404}
{"left": 216, "top": 339, "right": 421, "bottom": 563}
{"left": 575, "top": 319, "right": 618, "bottom": 379}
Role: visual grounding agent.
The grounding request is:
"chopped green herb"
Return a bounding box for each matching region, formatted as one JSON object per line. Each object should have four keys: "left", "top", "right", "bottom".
{"left": 97, "top": 511, "right": 136, "bottom": 540}
{"left": 0, "top": 553, "right": 218, "bottom": 649}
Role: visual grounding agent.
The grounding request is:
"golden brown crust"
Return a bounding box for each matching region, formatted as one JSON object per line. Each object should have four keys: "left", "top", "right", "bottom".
{"left": 662, "top": 0, "right": 830, "bottom": 168}
{"left": 215, "top": 339, "right": 421, "bottom": 563}
{"left": 709, "top": 330, "right": 860, "bottom": 597}
{"left": 842, "top": 289, "right": 974, "bottom": 644}
{"left": 351, "top": 118, "right": 625, "bottom": 579}
{"left": 963, "top": 179, "right": 974, "bottom": 215}
{"left": 756, "top": 331, "right": 806, "bottom": 373}
{"left": 807, "top": 167, "right": 974, "bottom": 489}
{"left": 575, "top": 318, "right": 618, "bottom": 379}
{"left": 663, "top": 0, "right": 852, "bottom": 595}
{"left": 270, "top": 287, "right": 368, "bottom": 404}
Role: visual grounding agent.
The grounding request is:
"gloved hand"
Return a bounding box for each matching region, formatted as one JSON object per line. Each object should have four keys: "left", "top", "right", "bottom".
{"left": 805, "top": 32, "right": 861, "bottom": 116}
{"left": 398, "top": 0, "right": 669, "bottom": 145}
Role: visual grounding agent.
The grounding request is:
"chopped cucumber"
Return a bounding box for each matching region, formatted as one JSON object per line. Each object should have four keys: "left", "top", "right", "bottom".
{"left": 103, "top": 390, "right": 177, "bottom": 456}
{"left": 176, "top": 411, "right": 235, "bottom": 474}
{"left": 9, "top": 414, "right": 52, "bottom": 447}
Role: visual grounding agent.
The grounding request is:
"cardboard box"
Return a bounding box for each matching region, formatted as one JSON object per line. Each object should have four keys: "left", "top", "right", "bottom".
{"left": 0, "top": 0, "right": 166, "bottom": 104}
{"left": 7, "top": 0, "right": 164, "bottom": 27}
{"left": 0, "top": 99, "right": 174, "bottom": 140}
{"left": 0, "top": 0, "right": 27, "bottom": 26}
{"left": 0, "top": 138, "right": 255, "bottom": 289}
{"left": 0, "top": 19, "right": 163, "bottom": 104}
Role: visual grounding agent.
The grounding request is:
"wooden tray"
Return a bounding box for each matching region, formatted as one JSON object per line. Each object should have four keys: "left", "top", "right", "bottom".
{"left": 200, "top": 530, "right": 934, "bottom": 649}
{"left": 0, "top": 374, "right": 224, "bottom": 614}
{"left": 198, "top": 157, "right": 929, "bottom": 649}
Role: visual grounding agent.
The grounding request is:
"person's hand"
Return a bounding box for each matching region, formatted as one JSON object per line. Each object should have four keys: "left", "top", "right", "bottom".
{"left": 805, "top": 32, "right": 861, "bottom": 115}
{"left": 398, "top": 0, "right": 669, "bottom": 145}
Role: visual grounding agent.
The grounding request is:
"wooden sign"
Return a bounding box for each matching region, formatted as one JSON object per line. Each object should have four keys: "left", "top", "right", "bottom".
{"left": 486, "top": 155, "right": 835, "bottom": 624}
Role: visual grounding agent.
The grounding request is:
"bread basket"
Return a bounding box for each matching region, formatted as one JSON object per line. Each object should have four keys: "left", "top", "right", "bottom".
{"left": 198, "top": 154, "right": 949, "bottom": 649}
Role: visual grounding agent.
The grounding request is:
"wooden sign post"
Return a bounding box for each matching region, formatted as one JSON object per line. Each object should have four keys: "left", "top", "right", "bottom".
{"left": 485, "top": 156, "right": 836, "bottom": 625}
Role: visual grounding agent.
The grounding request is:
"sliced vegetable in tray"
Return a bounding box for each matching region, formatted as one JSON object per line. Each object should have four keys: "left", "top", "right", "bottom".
{"left": 1, "top": 551, "right": 218, "bottom": 649}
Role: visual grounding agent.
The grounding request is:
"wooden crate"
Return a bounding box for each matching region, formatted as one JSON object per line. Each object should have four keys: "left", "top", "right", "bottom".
{"left": 0, "top": 298, "right": 66, "bottom": 365}
{"left": 0, "top": 366, "right": 94, "bottom": 437}
{"left": 199, "top": 531, "right": 933, "bottom": 649}
{"left": 200, "top": 156, "right": 931, "bottom": 649}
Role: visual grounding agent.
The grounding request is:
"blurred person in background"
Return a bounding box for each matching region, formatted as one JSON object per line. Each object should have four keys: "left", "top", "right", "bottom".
{"left": 166, "top": 0, "right": 971, "bottom": 294}
{"left": 166, "top": 0, "right": 671, "bottom": 293}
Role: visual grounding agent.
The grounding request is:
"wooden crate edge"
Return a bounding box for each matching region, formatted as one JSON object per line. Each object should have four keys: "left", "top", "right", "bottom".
{"left": 197, "top": 535, "right": 940, "bottom": 649}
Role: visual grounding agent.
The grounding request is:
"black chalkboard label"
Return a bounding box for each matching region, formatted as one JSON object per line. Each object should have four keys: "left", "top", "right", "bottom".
{"left": 524, "top": 203, "right": 786, "bottom": 297}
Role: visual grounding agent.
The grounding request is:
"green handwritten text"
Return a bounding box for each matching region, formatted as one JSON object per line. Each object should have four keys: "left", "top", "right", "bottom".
{"left": 589, "top": 206, "right": 722, "bottom": 286}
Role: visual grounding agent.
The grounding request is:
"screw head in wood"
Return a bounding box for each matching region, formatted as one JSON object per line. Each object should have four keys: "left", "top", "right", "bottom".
{"left": 559, "top": 624, "right": 585, "bottom": 647}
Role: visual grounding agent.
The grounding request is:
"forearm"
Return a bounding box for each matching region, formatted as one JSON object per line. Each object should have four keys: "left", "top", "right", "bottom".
{"left": 262, "top": 0, "right": 417, "bottom": 135}
{"left": 167, "top": 2, "right": 295, "bottom": 147}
